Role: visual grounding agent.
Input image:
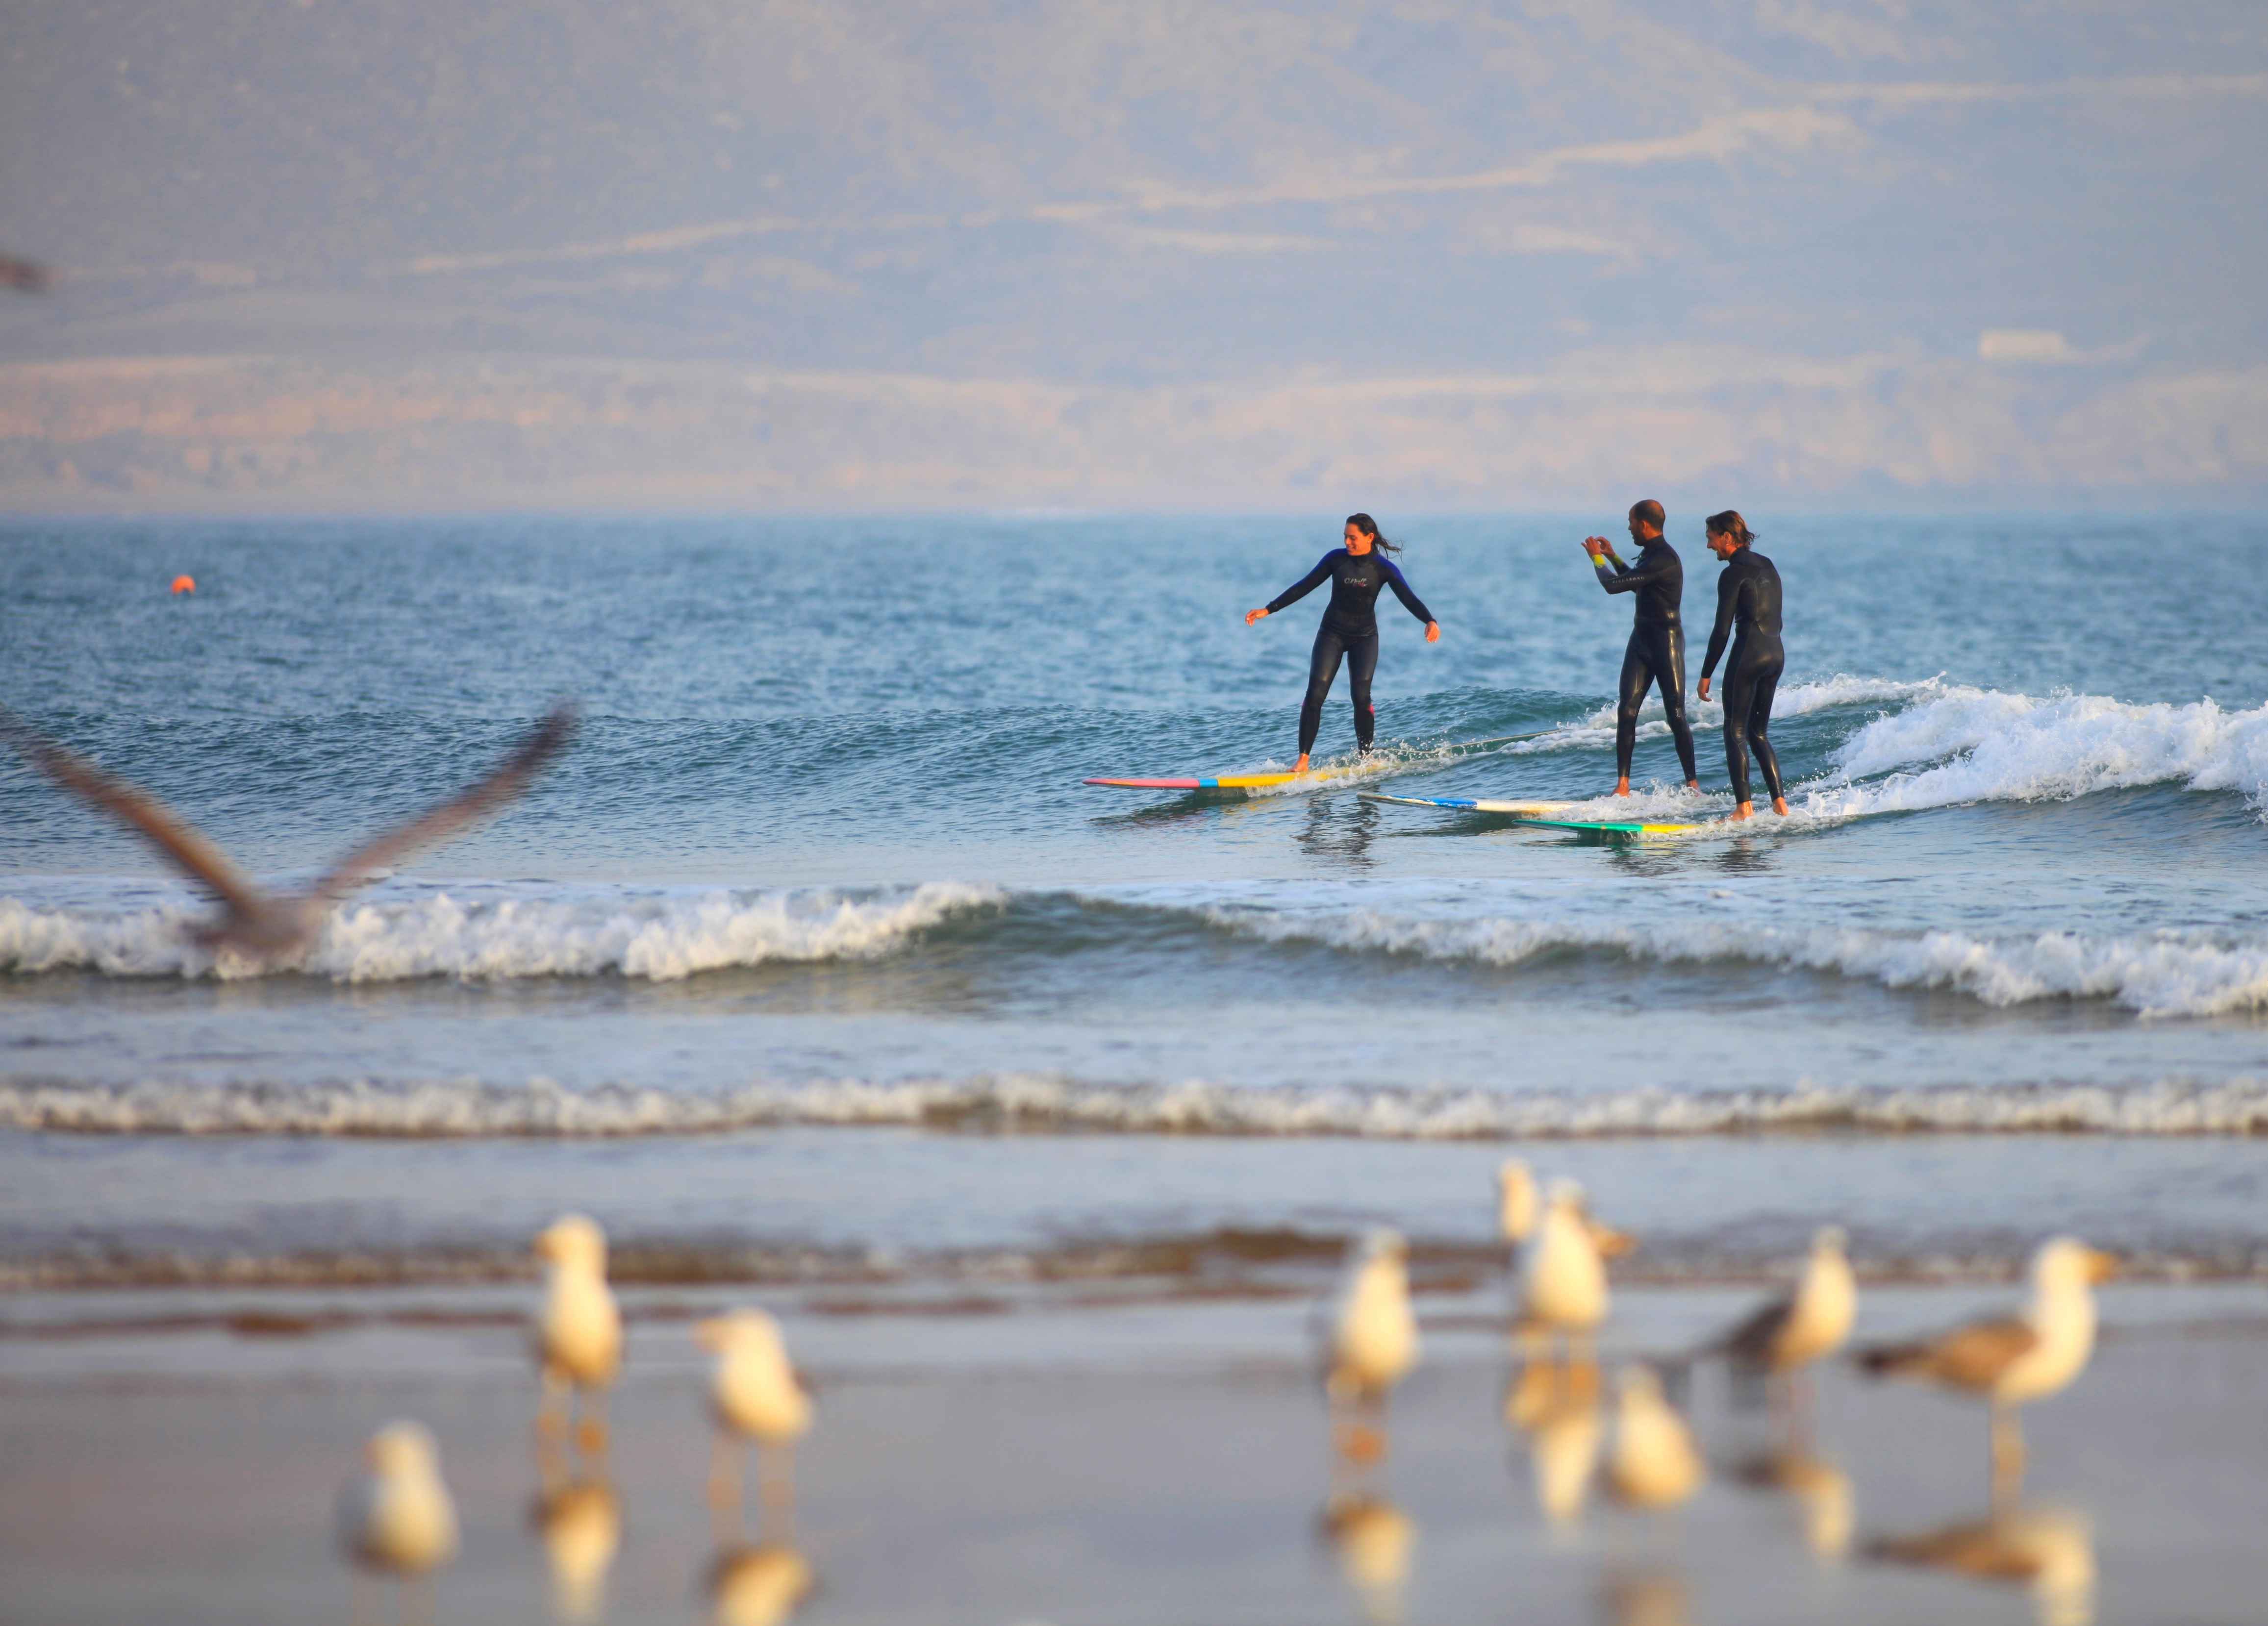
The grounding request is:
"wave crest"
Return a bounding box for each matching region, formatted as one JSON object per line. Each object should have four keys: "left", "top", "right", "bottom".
{"left": 0, "top": 881, "right": 1002, "bottom": 982}
{"left": 7, "top": 1075, "right": 2267, "bottom": 1139}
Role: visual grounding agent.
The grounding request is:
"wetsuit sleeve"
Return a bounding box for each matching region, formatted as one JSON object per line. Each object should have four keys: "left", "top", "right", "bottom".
{"left": 1594, "top": 548, "right": 1667, "bottom": 598}
{"left": 1381, "top": 561, "right": 1434, "bottom": 625}
{"left": 1701, "top": 565, "right": 1740, "bottom": 679}
{"left": 1265, "top": 554, "right": 1336, "bottom": 615}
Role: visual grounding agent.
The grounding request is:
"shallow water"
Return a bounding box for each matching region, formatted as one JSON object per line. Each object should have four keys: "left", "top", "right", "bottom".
{"left": 3, "top": 513, "right": 2267, "bottom": 1283}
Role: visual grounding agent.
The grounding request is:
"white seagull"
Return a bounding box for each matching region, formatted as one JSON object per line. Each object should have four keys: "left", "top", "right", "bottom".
{"left": 1859, "top": 1237, "right": 2116, "bottom": 1492}
{"left": 534, "top": 1214, "right": 624, "bottom": 1453}
{"left": 1520, "top": 1181, "right": 1611, "bottom": 1358}
{"left": 0, "top": 702, "right": 574, "bottom": 965}
{"left": 338, "top": 1420, "right": 459, "bottom": 1587}
{"left": 1712, "top": 1226, "right": 1857, "bottom": 1409}
{"left": 700, "top": 1308, "right": 814, "bottom": 1517}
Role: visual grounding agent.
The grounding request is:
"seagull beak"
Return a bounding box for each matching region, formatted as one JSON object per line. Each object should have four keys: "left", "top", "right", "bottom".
{"left": 694, "top": 1318, "right": 726, "bottom": 1352}
{"left": 2085, "top": 1249, "right": 2120, "bottom": 1284}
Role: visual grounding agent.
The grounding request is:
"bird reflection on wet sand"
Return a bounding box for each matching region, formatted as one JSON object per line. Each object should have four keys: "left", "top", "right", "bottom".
{"left": 1320, "top": 1492, "right": 1416, "bottom": 1626}
{"left": 706, "top": 1541, "right": 816, "bottom": 1626}
{"left": 1869, "top": 1504, "right": 2096, "bottom": 1626}
{"left": 530, "top": 1469, "right": 621, "bottom": 1624}
{"left": 1599, "top": 1566, "right": 1691, "bottom": 1626}
{"left": 1732, "top": 1449, "right": 1855, "bottom": 1562}
{"left": 1505, "top": 1356, "right": 1605, "bottom": 1528}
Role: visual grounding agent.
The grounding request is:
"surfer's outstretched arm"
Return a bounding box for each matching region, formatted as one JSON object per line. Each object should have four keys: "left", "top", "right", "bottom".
{"left": 1380, "top": 561, "right": 1441, "bottom": 641}
{"left": 1249, "top": 552, "right": 1338, "bottom": 625}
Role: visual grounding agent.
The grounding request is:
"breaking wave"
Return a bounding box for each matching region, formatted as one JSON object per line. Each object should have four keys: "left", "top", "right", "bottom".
{"left": 7, "top": 1074, "right": 2266, "bottom": 1139}
{"left": 0, "top": 881, "right": 1003, "bottom": 982}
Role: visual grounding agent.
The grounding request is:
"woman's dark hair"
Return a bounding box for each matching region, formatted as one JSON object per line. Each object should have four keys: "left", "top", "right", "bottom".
{"left": 1345, "top": 512, "right": 1401, "bottom": 555}
{"left": 1705, "top": 509, "right": 1756, "bottom": 546}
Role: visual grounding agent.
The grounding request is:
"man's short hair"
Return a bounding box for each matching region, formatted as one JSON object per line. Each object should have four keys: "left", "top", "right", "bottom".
{"left": 1629, "top": 499, "right": 1665, "bottom": 530}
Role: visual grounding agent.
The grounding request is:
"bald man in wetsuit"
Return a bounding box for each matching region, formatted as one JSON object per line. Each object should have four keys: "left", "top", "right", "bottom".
{"left": 1581, "top": 500, "right": 1701, "bottom": 799}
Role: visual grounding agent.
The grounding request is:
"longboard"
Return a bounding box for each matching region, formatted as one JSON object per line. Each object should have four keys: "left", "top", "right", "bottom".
{"left": 1518, "top": 815, "right": 1713, "bottom": 839}
{"left": 1358, "top": 793, "right": 1575, "bottom": 817}
{"left": 1084, "top": 768, "right": 1360, "bottom": 792}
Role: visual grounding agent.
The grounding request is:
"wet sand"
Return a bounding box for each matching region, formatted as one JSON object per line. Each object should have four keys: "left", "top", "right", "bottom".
{"left": 4, "top": 1281, "right": 2267, "bottom": 1625}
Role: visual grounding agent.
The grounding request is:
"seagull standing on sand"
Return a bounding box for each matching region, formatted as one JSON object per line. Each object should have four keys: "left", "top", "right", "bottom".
{"left": 1607, "top": 1364, "right": 1706, "bottom": 1512}
{"left": 0, "top": 703, "right": 574, "bottom": 966}
{"left": 1520, "top": 1182, "right": 1610, "bottom": 1359}
{"left": 338, "top": 1421, "right": 459, "bottom": 1599}
{"left": 535, "top": 1214, "right": 624, "bottom": 1454}
{"left": 1712, "top": 1226, "right": 1857, "bottom": 1415}
{"left": 1323, "top": 1229, "right": 1420, "bottom": 1465}
{"left": 1858, "top": 1237, "right": 2117, "bottom": 1494}
{"left": 701, "top": 1308, "right": 814, "bottom": 1517}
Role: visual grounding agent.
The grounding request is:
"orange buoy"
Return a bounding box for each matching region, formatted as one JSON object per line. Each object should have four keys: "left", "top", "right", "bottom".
{"left": 170, "top": 575, "right": 196, "bottom": 595}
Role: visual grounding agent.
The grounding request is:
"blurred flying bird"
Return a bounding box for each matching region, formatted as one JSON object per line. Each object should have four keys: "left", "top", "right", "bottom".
{"left": 1323, "top": 1228, "right": 1420, "bottom": 1465}
{"left": 1606, "top": 1365, "right": 1705, "bottom": 1512}
{"left": 0, "top": 703, "right": 575, "bottom": 965}
{"left": 700, "top": 1308, "right": 814, "bottom": 1519}
{"left": 338, "top": 1421, "right": 459, "bottom": 1601}
{"left": 1858, "top": 1237, "right": 2116, "bottom": 1495}
{"left": 534, "top": 1214, "right": 624, "bottom": 1455}
{"left": 0, "top": 254, "right": 48, "bottom": 291}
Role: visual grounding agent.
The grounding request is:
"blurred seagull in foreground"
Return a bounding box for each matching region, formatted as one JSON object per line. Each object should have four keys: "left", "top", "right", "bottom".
{"left": 1498, "top": 1159, "right": 1636, "bottom": 1258}
{"left": 338, "top": 1421, "right": 458, "bottom": 1604}
{"left": 1710, "top": 1226, "right": 1856, "bottom": 1416}
{"left": 535, "top": 1214, "right": 624, "bottom": 1454}
{"left": 1607, "top": 1364, "right": 1705, "bottom": 1513}
{"left": 1323, "top": 1229, "right": 1420, "bottom": 1465}
{"left": 701, "top": 1308, "right": 814, "bottom": 1518}
{"left": 0, "top": 703, "right": 574, "bottom": 965}
{"left": 1519, "top": 1182, "right": 1611, "bottom": 1359}
{"left": 1858, "top": 1237, "right": 2116, "bottom": 1494}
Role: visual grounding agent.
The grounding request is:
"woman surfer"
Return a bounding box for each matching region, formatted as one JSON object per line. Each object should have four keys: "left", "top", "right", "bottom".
{"left": 1245, "top": 514, "right": 1441, "bottom": 774}
{"left": 1695, "top": 509, "right": 1789, "bottom": 820}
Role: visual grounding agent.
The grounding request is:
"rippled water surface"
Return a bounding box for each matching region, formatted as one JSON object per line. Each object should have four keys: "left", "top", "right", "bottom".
{"left": 3, "top": 512, "right": 2265, "bottom": 1277}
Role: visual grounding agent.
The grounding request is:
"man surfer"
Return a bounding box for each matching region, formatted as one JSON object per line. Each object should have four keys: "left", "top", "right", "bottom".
{"left": 1581, "top": 500, "right": 1700, "bottom": 798}
{"left": 1246, "top": 514, "right": 1440, "bottom": 774}
{"left": 1696, "top": 509, "right": 1789, "bottom": 820}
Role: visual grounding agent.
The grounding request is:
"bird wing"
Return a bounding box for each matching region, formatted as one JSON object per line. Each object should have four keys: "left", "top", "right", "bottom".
{"left": 1716, "top": 1293, "right": 1795, "bottom": 1364}
{"left": 0, "top": 707, "right": 270, "bottom": 919}
{"left": 1920, "top": 1316, "right": 2040, "bottom": 1388}
{"left": 312, "top": 705, "right": 576, "bottom": 901}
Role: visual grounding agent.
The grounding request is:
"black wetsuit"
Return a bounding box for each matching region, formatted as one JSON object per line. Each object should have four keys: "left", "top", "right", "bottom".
{"left": 1700, "top": 547, "right": 1786, "bottom": 806}
{"left": 1265, "top": 548, "right": 1435, "bottom": 756}
{"left": 1591, "top": 540, "right": 1699, "bottom": 784}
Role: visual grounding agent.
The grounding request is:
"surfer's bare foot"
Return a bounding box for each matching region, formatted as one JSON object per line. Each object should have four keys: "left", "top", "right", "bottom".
{"left": 1686, "top": 779, "right": 1701, "bottom": 793}
{"left": 1294, "top": 753, "right": 1311, "bottom": 775}
{"left": 1771, "top": 797, "right": 1789, "bottom": 816}
{"left": 1731, "top": 801, "right": 1755, "bottom": 821}
{"left": 1613, "top": 776, "right": 1632, "bottom": 798}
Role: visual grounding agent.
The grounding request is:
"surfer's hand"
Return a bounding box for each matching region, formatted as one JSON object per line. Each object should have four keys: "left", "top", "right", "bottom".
{"left": 1244, "top": 607, "right": 1268, "bottom": 625}
{"left": 1425, "top": 621, "right": 1441, "bottom": 644}
{"left": 1582, "top": 537, "right": 1608, "bottom": 558}
{"left": 1697, "top": 675, "right": 1712, "bottom": 701}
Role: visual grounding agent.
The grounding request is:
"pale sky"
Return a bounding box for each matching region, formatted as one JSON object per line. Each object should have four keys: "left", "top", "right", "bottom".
{"left": 2, "top": 0, "right": 2263, "bottom": 509}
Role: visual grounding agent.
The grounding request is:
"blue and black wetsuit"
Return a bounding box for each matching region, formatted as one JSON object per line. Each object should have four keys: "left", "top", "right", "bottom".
{"left": 1700, "top": 546, "right": 1786, "bottom": 805}
{"left": 1592, "top": 541, "right": 1700, "bottom": 784}
{"left": 1265, "top": 548, "right": 1435, "bottom": 756}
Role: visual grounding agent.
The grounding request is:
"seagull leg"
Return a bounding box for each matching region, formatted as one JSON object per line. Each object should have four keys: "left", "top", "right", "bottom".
{"left": 537, "top": 1367, "right": 569, "bottom": 1442}
{"left": 760, "top": 1441, "right": 798, "bottom": 1539}
{"left": 708, "top": 1432, "right": 743, "bottom": 1514}
{"left": 577, "top": 1387, "right": 610, "bottom": 1458}
{"left": 1990, "top": 1405, "right": 2026, "bottom": 1506}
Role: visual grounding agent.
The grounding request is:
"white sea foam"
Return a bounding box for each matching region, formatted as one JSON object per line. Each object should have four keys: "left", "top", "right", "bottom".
{"left": 1196, "top": 901, "right": 2268, "bottom": 1018}
{"left": 1809, "top": 686, "right": 2268, "bottom": 814}
{"left": 0, "top": 881, "right": 1002, "bottom": 982}
{"left": 1509, "top": 673, "right": 1947, "bottom": 755}
{"left": 5, "top": 1074, "right": 2266, "bottom": 1139}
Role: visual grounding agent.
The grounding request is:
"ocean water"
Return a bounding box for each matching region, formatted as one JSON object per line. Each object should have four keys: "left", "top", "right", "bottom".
{"left": 3, "top": 512, "right": 2267, "bottom": 1292}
